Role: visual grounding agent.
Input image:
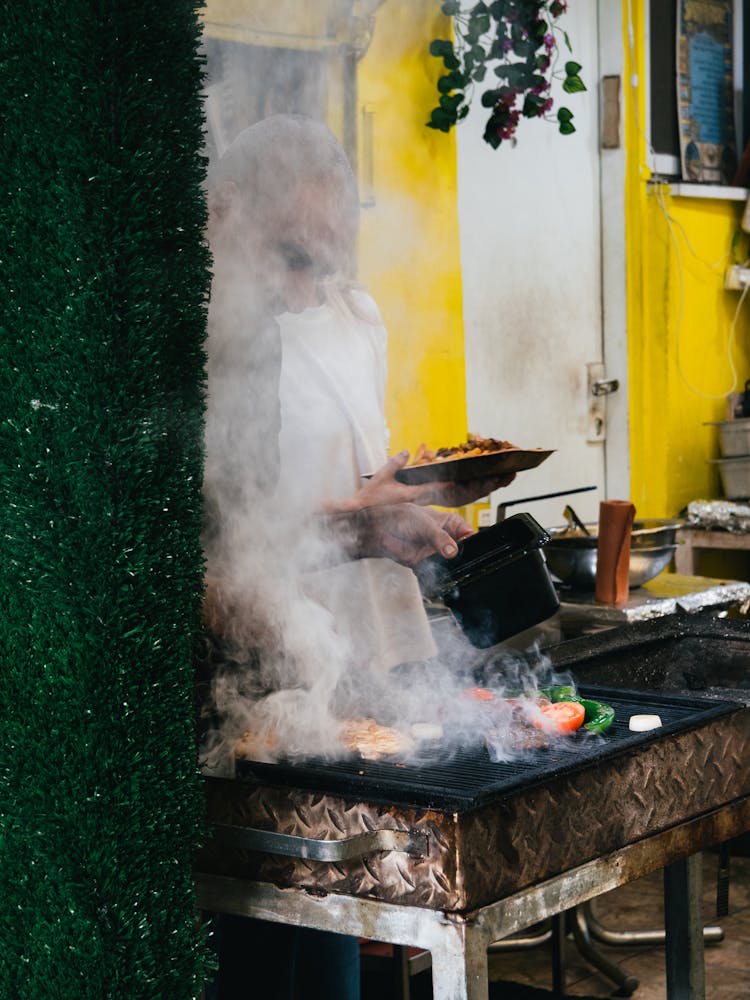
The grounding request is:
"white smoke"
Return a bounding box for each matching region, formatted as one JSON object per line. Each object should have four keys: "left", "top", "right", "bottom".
{"left": 197, "top": 66, "right": 575, "bottom": 775}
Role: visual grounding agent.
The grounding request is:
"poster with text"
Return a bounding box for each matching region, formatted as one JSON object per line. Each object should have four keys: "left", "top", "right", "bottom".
{"left": 677, "top": 0, "right": 736, "bottom": 184}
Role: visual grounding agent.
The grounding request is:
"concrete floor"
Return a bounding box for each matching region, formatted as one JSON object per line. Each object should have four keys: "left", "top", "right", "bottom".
{"left": 363, "top": 851, "right": 750, "bottom": 998}
{"left": 486, "top": 852, "right": 750, "bottom": 998}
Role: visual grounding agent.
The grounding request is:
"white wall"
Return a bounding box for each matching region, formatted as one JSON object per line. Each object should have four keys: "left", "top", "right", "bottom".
{"left": 457, "top": 2, "right": 608, "bottom": 530}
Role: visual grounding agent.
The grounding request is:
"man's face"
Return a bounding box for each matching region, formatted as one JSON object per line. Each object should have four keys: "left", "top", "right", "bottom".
{"left": 210, "top": 177, "right": 351, "bottom": 315}
{"left": 255, "top": 180, "right": 346, "bottom": 314}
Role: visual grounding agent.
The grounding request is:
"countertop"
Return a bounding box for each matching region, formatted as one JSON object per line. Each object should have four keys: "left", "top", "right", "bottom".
{"left": 556, "top": 572, "right": 750, "bottom": 630}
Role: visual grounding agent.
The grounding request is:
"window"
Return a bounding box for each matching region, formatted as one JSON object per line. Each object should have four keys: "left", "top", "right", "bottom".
{"left": 646, "top": 0, "right": 747, "bottom": 182}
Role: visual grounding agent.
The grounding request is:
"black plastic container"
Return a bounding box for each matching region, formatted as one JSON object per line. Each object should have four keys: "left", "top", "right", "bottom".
{"left": 414, "top": 512, "right": 560, "bottom": 648}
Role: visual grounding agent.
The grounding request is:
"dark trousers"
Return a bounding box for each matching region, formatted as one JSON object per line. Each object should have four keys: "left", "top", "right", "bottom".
{"left": 211, "top": 915, "right": 361, "bottom": 1000}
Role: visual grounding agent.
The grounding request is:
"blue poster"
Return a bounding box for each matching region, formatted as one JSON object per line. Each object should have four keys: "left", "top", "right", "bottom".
{"left": 677, "top": 0, "right": 736, "bottom": 184}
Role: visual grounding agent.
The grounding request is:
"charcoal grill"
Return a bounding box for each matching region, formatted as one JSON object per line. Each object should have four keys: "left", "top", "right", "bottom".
{"left": 196, "top": 658, "right": 750, "bottom": 1000}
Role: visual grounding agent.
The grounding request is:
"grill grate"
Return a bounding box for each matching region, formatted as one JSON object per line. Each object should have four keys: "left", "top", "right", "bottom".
{"left": 235, "top": 687, "right": 740, "bottom": 813}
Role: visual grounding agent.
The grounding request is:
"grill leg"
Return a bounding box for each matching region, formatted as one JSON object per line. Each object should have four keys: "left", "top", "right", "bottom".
{"left": 430, "top": 924, "right": 489, "bottom": 1000}
{"left": 664, "top": 854, "right": 706, "bottom": 1000}
{"left": 550, "top": 913, "right": 566, "bottom": 997}
{"left": 392, "top": 945, "right": 411, "bottom": 1000}
{"left": 583, "top": 898, "right": 723, "bottom": 946}
{"left": 488, "top": 925, "right": 552, "bottom": 951}
{"left": 572, "top": 906, "right": 638, "bottom": 996}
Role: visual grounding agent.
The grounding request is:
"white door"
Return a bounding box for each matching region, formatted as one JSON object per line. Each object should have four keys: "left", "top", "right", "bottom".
{"left": 457, "top": 1, "right": 627, "bottom": 532}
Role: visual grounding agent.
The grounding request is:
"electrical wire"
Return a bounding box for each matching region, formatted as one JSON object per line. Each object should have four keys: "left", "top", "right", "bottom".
{"left": 654, "top": 178, "right": 747, "bottom": 399}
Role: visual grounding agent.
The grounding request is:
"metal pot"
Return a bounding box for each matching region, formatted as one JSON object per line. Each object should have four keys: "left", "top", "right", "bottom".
{"left": 543, "top": 518, "right": 683, "bottom": 591}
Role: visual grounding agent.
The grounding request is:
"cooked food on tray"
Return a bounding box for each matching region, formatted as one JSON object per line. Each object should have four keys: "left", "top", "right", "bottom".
{"left": 233, "top": 684, "right": 614, "bottom": 767}
{"left": 394, "top": 434, "right": 553, "bottom": 485}
{"left": 463, "top": 683, "right": 616, "bottom": 741}
{"left": 410, "top": 722, "right": 444, "bottom": 741}
{"left": 536, "top": 699, "right": 586, "bottom": 734}
{"left": 342, "top": 717, "right": 414, "bottom": 760}
{"left": 537, "top": 685, "right": 616, "bottom": 735}
{"left": 629, "top": 714, "right": 662, "bottom": 732}
{"left": 234, "top": 729, "right": 278, "bottom": 762}
{"left": 409, "top": 434, "right": 518, "bottom": 466}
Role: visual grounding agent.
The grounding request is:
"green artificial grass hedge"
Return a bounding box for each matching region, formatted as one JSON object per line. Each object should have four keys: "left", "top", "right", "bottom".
{"left": 0, "top": 3, "right": 212, "bottom": 996}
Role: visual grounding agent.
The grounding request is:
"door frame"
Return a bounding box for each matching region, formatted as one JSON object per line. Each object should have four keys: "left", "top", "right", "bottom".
{"left": 599, "top": 1, "right": 631, "bottom": 500}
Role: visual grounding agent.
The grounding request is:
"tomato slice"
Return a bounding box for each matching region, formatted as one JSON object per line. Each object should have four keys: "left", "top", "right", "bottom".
{"left": 537, "top": 700, "right": 586, "bottom": 734}
{"left": 463, "top": 686, "right": 495, "bottom": 701}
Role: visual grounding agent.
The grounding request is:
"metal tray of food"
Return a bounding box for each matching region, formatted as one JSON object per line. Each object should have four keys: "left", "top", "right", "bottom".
{"left": 395, "top": 448, "right": 554, "bottom": 485}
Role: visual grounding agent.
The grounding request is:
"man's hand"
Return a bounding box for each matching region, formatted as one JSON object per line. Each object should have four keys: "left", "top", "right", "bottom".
{"left": 323, "top": 451, "right": 515, "bottom": 512}
{"left": 348, "top": 503, "right": 475, "bottom": 567}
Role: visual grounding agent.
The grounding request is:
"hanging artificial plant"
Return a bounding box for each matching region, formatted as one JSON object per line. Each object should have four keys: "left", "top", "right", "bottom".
{"left": 428, "top": 0, "right": 586, "bottom": 148}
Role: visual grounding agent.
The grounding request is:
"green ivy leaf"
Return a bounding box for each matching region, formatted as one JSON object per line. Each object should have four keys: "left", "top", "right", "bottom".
{"left": 480, "top": 87, "right": 504, "bottom": 107}
{"left": 563, "top": 30, "right": 572, "bottom": 51}
{"left": 489, "top": 38, "right": 504, "bottom": 59}
{"left": 473, "top": 64, "right": 487, "bottom": 81}
{"left": 440, "top": 92, "right": 465, "bottom": 111}
{"left": 441, "top": 1, "right": 462, "bottom": 15}
{"left": 438, "top": 70, "right": 467, "bottom": 92}
{"left": 558, "top": 119, "right": 576, "bottom": 135}
{"left": 504, "top": 63, "right": 529, "bottom": 87}
{"left": 557, "top": 106, "right": 574, "bottom": 123}
{"left": 562, "top": 74, "right": 587, "bottom": 94}
{"left": 483, "top": 124, "right": 503, "bottom": 149}
{"left": 465, "top": 23, "right": 480, "bottom": 43}
{"left": 565, "top": 61, "right": 582, "bottom": 76}
{"left": 427, "top": 107, "right": 455, "bottom": 132}
{"left": 429, "top": 39, "right": 453, "bottom": 58}
{"left": 522, "top": 93, "right": 546, "bottom": 116}
{"left": 471, "top": 12, "right": 491, "bottom": 34}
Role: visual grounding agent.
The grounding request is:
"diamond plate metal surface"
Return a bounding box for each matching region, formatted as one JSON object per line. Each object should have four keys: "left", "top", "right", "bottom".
{"left": 201, "top": 779, "right": 462, "bottom": 909}
{"left": 198, "top": 710, "right": 750, "bottom": 912}
{"left": 459, "top": 712, "right": 750, "bottom": 909}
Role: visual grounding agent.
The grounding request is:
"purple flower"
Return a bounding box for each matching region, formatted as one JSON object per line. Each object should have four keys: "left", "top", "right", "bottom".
{"left": 498, "top": 108, "right": 521, "bottom": 139}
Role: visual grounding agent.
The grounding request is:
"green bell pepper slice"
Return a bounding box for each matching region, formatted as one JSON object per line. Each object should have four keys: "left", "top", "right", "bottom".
{"left": 576, "top": 698, "right": 615, "bottom": 734}
{"left": 538, "top": 685, "right": 615, "bottom": 734}
{"left": 539, "top": 684, "right": 577, "bottom": 703}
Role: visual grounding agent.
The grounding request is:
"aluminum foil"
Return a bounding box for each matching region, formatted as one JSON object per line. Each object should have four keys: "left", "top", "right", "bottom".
{"left": 686, "top": 499, "right": 750, "bottom": 533}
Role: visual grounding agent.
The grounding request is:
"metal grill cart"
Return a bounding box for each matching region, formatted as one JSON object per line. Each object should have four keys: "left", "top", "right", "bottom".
{"left": 197, "top": 661, "right": 750, "bottom": 1000}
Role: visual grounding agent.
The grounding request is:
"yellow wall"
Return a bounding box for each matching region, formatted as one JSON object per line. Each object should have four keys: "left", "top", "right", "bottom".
{"left": 624, "top": 0, "right": 750, "bottom": 519}
{"left": 357, "top": 0, "right": 468, "bottom": 453}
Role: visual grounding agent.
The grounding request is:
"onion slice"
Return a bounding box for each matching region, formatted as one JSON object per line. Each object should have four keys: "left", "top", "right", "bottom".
{"left": 629, "top": 714, "right": 662, "bottom": 732}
